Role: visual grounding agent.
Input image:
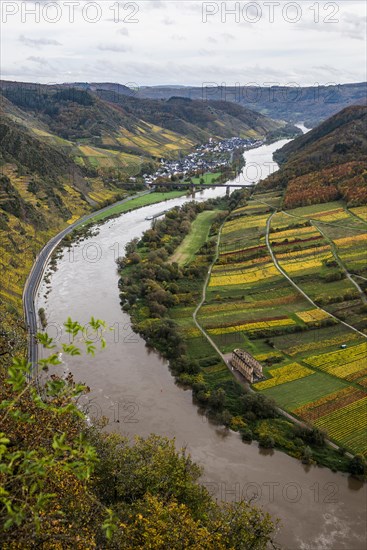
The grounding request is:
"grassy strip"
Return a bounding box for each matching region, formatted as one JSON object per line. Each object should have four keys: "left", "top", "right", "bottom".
{"left": 170, "top": 210, "right": 220, "bottom": 266}
{"left": 87, "top": 191, "right": 188, "bottom": 223}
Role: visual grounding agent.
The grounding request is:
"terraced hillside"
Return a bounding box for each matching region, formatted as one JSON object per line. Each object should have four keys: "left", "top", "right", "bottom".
{"left": 0, "top": 84, "right": 195, "bottom": 165}
{"left": 95, "top": 93, "right": 285, "bottom": 143}
{"left": 195, "top": 193, "right": 367, "bottom": 455}
{"left": 118, "top": 189, "right": 365, "bottom": 469}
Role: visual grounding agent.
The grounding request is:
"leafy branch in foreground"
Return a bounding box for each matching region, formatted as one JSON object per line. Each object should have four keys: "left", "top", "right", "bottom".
{"left": 0, "top": 317, "right": 110, "bottom": 546}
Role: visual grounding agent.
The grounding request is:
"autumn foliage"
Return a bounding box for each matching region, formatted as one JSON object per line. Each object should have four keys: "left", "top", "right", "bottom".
{"left": 284, "top": 162, "right": 367, "bottom": 209}
{"left": 260, "top": 105, "right": 367, "bottom": 209}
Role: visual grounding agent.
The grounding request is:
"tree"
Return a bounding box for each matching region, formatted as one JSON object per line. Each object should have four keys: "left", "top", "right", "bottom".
{"left": 301, "top": 446, "right": 313, "bottom": 465}
{"left": 348, "top": 455, "right": 367, "bottom": 477}
{"left": 0, "top": 317, "right": 110, "bottom": 547}
{"left": 125, "top": 238, "right": 139, "bottom": 255}
{"left": 240, "top": 427, "right": 253, "bottom": 442}
{"left": 129, "top": 252, "right": 141, "bottom": 265}
{"left": 259, "top": 435, "right": 275, "bottom": 449}
{"left": 241, "top": 393, "right": 277, "bottom": 419}
{"left": 294, "top": 426, "right": 326, "bottom": 447}
{"left": 209, "top": 388, "right": 226, "bottom": 411}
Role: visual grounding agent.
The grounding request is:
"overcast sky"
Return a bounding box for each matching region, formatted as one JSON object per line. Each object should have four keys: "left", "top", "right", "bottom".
{"left": 1, "top": 1, "right": 366, "bottom": 86}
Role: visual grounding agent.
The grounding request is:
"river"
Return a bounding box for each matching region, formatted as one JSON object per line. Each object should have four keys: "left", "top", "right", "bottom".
{"left": 36, "top": 137, "right": 366, "bottom": 550}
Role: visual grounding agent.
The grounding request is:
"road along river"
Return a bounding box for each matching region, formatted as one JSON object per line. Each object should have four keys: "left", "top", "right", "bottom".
{"left": 36, "top": 139, "right": 366, "bottom": 550}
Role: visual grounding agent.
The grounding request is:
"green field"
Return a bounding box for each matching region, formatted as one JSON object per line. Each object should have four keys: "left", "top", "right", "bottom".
{"left": 261, "top": 373, "right": 348, "bottom": 410}
{"left": 170, "top": 210, "right": 219, "bottom": 265}
{"left": 86, "top": 191, "right": 188, "bottom": 224}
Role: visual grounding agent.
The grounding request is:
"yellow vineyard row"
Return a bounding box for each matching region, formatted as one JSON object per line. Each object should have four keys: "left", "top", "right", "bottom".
{"left": 255, "top": 363, "right": 315, "bottom": 390}
{"left": 295, "top": 309, "right": 330, "bottom": 323}
{"left": 208, "top": 318, "right": 296, "bottom": 336}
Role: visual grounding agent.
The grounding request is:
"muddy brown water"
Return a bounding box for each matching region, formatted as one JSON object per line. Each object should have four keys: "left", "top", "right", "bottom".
{"left": 37, "top": 140, "right": 366, "bottom": 549}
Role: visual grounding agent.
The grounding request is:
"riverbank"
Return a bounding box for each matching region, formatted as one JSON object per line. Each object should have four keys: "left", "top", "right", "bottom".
{"left": 85, "top": 190, "right": 189, "bottom": 225}
{"left": 23, "top": 189, "right": 190, "bottom": 369}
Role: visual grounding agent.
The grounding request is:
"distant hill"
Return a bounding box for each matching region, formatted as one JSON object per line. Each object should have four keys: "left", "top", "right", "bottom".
{"left": 95, "top": 91, "right": 287, "bottom": 142}
{"left": 115, "top": 82, "right": 367, "bottom": 127}
{"left": 273, "top": 104, "right": 367, "bottom": 166}
{"left": 259, "top": 105, "right": 367, "bottom": 207}
{"left": 1, "top": 80, "right": 285, "bottom": 154}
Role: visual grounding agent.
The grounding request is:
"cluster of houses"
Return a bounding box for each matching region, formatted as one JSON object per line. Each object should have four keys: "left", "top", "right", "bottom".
{"left": 141, "top": 137, "right": 262, "bottom": 186}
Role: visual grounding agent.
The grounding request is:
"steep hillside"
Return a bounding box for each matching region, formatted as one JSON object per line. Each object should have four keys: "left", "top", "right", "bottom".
{"left": 0, "top": 115, "right": 76, "bottom": 181}
{"left": 274, "top": 105, "right": 367, "bottom": 165}
{"left": 94, "top": 91, "right": 285, "bottom": 142}
{"left": 260, "top": 106, "right": 367, "bottom": 208}
{"left": 0, "top": 108, "right": 124, "bottom": 358}
{"left": 0, "top": 81, "right": 195, "bottom": 160}
{"left": 1, "top": 81, "right": 285, "bottom": 161}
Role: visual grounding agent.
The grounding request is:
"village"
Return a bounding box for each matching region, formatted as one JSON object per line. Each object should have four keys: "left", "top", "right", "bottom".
{"left": 140, "top": 136, "right": 262, "bottom": 186}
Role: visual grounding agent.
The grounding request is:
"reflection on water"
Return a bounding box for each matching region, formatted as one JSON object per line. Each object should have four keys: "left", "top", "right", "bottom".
{"left": 37, "top": 139, "right": 366, "bottom": 550}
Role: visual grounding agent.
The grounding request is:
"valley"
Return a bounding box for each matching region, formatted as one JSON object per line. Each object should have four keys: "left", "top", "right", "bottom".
{"left": 32, "top": 137, "right": 366, "bottom": 548}
{"left": 0, "top": 82, "right": 366, "bottom": 550}
{"left": 0, "top": 80, "right": 283, "bottom": 362}
{"left": 1, "top": 1, "right": 366, "bottom": 545}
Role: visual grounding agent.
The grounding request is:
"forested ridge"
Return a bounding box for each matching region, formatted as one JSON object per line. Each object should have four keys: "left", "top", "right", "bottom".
{"left": 259, "top": 105, "right": 367, "bottom": 208}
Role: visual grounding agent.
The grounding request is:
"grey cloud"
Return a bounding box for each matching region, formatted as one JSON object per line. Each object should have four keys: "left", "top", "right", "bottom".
{"left": 162, "top": 17, "right": 174, "bottom": 26}
{"left": 296, "top": 10, "right": 366, "bottom": 41}
{"left": 342, "top": 12, "right": 366, "bottom": 40}
{"left": 144, "top": 1, "right": 166, "bottom": 10}
{"left": 171, "top": 35, "right": 186, "bottom": 42}
{"left": 98, "top": 43, "right": 131, "bottom": 52}
{"left": 198, "top": 49, "right": 216, "bottom": 57}
{"left": 313, "top": 65, "right": 341, "bottom": 76}
{"left": 19, "top": 35, "right": 62, "bottom": 48}
{"left": 2, "top": 61, "right": 56, "bottom": 79}
{"left": 27, "top": 56, "right": 48, "bottom": 65}
{"left": 221, "top": 33, "right": 235, "bottom": 41}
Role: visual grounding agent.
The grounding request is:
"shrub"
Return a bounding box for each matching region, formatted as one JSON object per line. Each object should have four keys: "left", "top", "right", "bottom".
{"left": 240, "top": 427, "right": 253, "bottom": 442}
{"left": 347, "top": 455, "right": 367, "bottom": 477}
{"left": 294, "top": 426, "right": 326, "bottom": 447}
{"left": 259, "top": 435, "right": 275, "bottom": 449}
{"left": 301, "top": 446, "right": 313, "bottom": 465}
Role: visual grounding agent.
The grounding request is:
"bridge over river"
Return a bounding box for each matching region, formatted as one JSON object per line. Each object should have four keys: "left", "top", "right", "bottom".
{"left": 151, "top": 181, "right": 254, "bottom": 195}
